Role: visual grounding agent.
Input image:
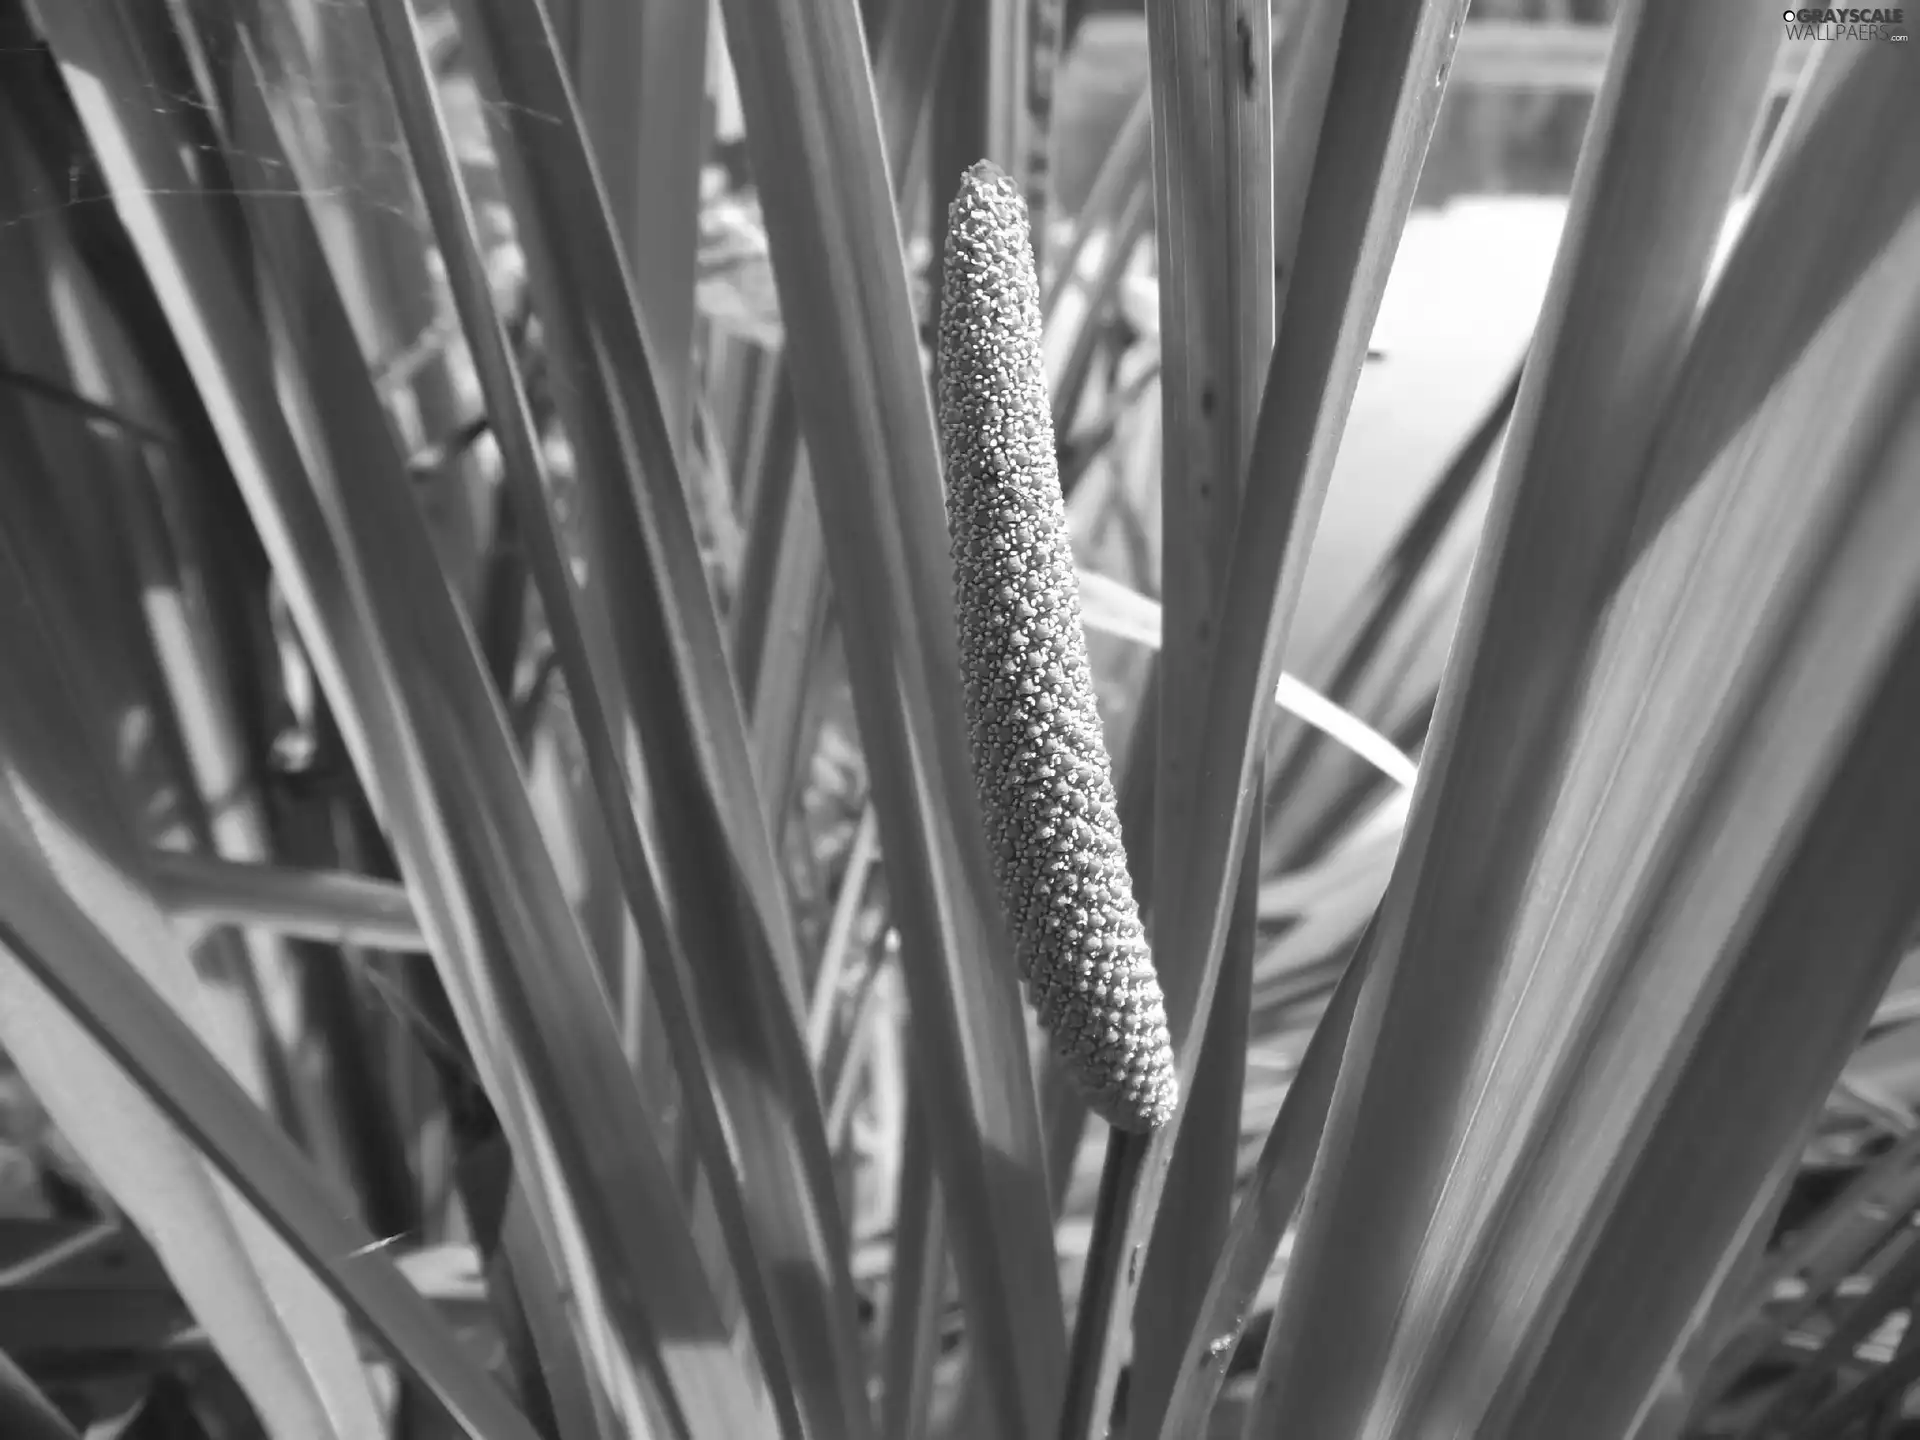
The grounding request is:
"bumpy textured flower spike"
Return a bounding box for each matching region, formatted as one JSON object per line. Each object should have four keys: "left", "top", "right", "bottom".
{"left": 938, "top": 159, "right": 1178, "bottom": 1133}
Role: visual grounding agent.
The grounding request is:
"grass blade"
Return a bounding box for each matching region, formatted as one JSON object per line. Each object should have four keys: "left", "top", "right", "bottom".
{"left": 714, "top": 1, "right": 1069, "bottom": 1435}
{"left": 1270, "top": 0, "right": 1353, "bottom": 311}
{"left": 232, "top": 39, "right": 763, "bottom": 1430}
{"left": 1154, "top": 930, "right": 1365, "bottom": 1440}
{"left": 1020, "top": 0, "right": 1067, "bottom": 268}
{"left": 0, "top": 1347, "right": 78, "bottom": 1440}
{"left": 0, "top": 382, "right": 379, "bottom": 1438}
{"left": 1706, "top": 1129, "right": 1920, "bottom": 1396}
{"left": 1048, "top": 183, "right": 1153, "bottom": 476}
{"left": 153, "top": 852, "right": 423, "bottom": 951}
{"left": 736, "top": 453, "right": 831, "bottom": 829}
{"left": 1076, "top": 569, "right": 1418, "bottom": 787}
{"left": 570, "top": 0, "right": 708, "bottom": 450}
{"left": 728, "top": 368, "right": 829, "bottom": 826}
{"left": 1248, "top": 11, "right": 1887, "bottom": 1432}
{"left": 1058, "top": 3, "right": 1469, "bottom": 1429}
{"left": 881, "top": 1081, "right": 949, "bottom": 1440}
{"left": 378, "top": 2, "right": 876, "bottom": 1431}
{"left": 0, "top": 548, "right": 530, "bottom": 1438}
{"left": 873, "top": 0, "right": 960, "bottom": 192}
{"left": 32, "top": 5, "right": 778, "bottom": 1429}
{"left": 0, "top": 912, "right": 532, "bottom": 1440}
{"left": 1745, "top": 1225, "right": 1920, "bottom": 1431}
{"left": 1476, "top": 44, "right": 1920, "bottom": 1435}
{"left": 1628, "top": 1150, "right": 1801, "bottom": 1440}
{"left": 1128, "top": 799, "right": 1256, "bottom": 1440}
{"left": 1261, "top": 355, "right": 1519, "bottom": 867}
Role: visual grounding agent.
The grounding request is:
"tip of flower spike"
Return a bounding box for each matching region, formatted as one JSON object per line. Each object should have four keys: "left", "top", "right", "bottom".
{"left": 948, "top": 160, "right": 1028, "bottom": 240}
{"left": 960, "top": 157, "right": 1016, "bottom": 190}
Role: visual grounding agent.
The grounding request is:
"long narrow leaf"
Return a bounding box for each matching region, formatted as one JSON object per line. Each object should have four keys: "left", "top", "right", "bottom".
{"left": 373, "top": 3, "right": 876, "bottom": 1434}
{"left": 570, "top": 0, "right": 708, "bottom": 450}
{"left": 0, "top": 1348, "right": 77, "bottom": 1440}
{"left": 1251, "top": 17, "right": 1899, "bottom": 1434}
{"left": 714, "top": 2, "right": 1069, "bottom": 1437}
{"left": 153, "top": 852, "right": 424, "bottom": 951}
{"left": 1154, "top": 928, "right": 1365, "bottom": 1440}
{"left": 1057, "top": 5, "right": 1470, "bottom": 1432}
{"left": 1134, "top": 24, "right": 1281, "bottom": 1417}
{"left": 0, "top": 371, "right": 379, "bottom": 1440}
{"left": 0, "top": 594, "right": 531, "bottom": 1439}
{"left": 31, "top": 6, "right": 775, "bottom": 1432}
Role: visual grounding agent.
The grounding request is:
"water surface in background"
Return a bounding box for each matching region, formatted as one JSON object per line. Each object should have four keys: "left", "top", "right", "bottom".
{"left": 1050, "top": 16, "right": 1569, "bottom": 671}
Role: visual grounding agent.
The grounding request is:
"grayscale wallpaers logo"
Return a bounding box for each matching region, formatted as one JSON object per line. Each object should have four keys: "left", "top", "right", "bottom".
{"left": 1781, "top": 7, "right": 1910, "bottom": 39}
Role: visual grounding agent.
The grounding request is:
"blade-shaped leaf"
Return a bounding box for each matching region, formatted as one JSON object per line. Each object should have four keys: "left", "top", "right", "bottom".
{"left": 367, "top": 4, "right": 873, "bottom": 1432}
{"left": 713, "top": 1, "right": 1069, "bottom": 1436}
{"left": 1250, "top": 16, "right": 1905, "bottom": 1435}
{"left": 0, "top": 367, "right": 380, "bottom": 1440}
{"left": 30, "top": 5, "right": 774, "bottom": 1431}
{"left": 1154, "top": 923, "right": 1366, "bottom": 1439}
{"left": 1058, "top": 3, "right": 1470, "bottom": 1431}
{"left": 1128, "top": 17, "right": 1277, "bottom": 1420}
{"left": 0, "top": 1348, "right": 77, "bottom": 1440}
{"left": 0, "top": 548, "right": 530, "bottom": 1438}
